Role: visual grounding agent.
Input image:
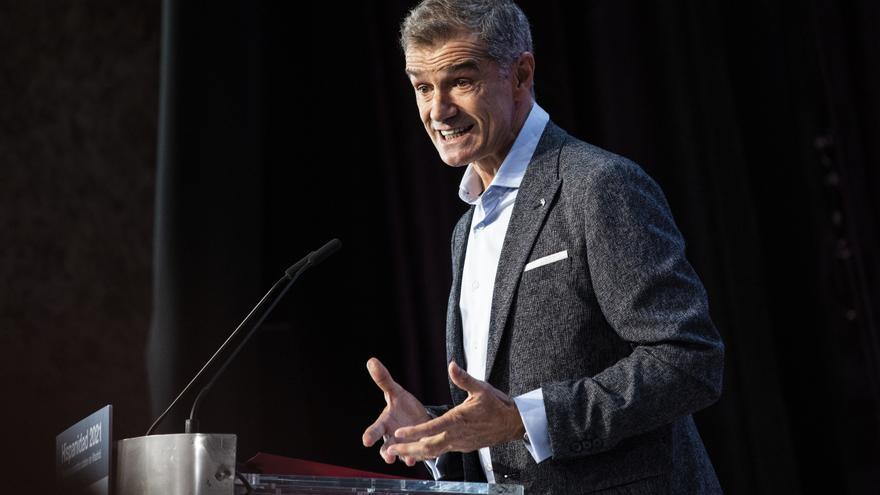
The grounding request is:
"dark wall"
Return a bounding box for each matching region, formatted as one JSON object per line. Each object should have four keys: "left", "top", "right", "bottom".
{"left": 0, "top": 0, "right": 159, "bottom": 484}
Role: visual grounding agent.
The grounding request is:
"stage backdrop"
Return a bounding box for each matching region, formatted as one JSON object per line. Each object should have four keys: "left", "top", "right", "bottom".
{"left": 146, "top": 1, "right": 880, "bottom": 493}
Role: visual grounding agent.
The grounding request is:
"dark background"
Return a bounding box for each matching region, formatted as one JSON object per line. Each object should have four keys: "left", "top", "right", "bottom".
{"left": 1, "top": 1, "right": 878, "bottom": 493}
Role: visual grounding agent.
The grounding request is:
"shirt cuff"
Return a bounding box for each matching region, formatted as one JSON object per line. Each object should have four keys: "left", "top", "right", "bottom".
{"left": 424, "top": 458, "right": 442, "bottom": 480}
{"left": 513, "top": 387, "right": 553, "bottom": 463}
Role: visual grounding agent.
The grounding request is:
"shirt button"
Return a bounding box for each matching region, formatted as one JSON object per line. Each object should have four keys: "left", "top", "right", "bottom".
{"left": 472, "top": 281, "right": 480, "bottom": 290}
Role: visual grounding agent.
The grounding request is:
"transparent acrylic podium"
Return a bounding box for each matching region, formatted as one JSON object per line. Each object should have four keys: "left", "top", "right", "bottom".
{"left": 237, "top": 474, "right": 524, "bottom": 494}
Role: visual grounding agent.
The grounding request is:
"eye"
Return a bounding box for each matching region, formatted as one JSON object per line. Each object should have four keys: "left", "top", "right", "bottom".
{"left": 415, "top": 84, "right": 432, "bottom": 96}
{"left": 454, "top": 78, "right": 472, "bottom": 89}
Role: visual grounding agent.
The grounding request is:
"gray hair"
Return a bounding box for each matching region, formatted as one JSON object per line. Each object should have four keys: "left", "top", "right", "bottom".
{"left": 400, "top": 0, "right": 534, "bottom": 71}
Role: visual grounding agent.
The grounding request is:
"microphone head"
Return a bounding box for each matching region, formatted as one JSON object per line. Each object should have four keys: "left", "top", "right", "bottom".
{"left": 284, "top": 238, "right": 342, "bottom": 279}
{"left": 309, "top": 238, "right": 342, "bottom": 265}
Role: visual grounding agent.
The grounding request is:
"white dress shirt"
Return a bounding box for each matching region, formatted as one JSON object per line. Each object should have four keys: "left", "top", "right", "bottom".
{"left": 427, "top": 103, "right": 553, "bottom": 482}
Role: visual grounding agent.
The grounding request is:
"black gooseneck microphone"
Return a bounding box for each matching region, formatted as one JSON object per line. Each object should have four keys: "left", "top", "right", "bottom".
{"left": 145, "top": 238, "right": 342, "bottom": 436}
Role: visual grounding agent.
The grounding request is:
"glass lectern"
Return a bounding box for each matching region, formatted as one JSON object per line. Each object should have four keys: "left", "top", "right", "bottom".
{"left": 237, "top": 474, "right": 523, "bottom": 494}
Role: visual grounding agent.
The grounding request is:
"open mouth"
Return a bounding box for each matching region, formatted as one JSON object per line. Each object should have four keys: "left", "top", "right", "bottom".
{"left": 438, "top": 124, "right": 474, "bottom": 141}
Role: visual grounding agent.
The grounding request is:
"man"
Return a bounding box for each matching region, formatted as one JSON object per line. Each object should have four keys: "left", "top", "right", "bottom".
{"left": 362, "top": 1, "right": 725, "bottom": 493}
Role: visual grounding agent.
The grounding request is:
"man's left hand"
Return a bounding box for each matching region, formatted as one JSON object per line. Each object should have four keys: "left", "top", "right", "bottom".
{"left": 387, "top": 361, "right": 526, "bottom": 464}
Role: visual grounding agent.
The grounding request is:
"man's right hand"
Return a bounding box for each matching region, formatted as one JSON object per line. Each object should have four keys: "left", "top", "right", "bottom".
{"left": 362, "top": 357, "right": 431, "bottom": 466}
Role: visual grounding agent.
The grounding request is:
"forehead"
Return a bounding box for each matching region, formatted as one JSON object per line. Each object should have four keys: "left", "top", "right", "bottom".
{"left": 404, "top": 36, "right": 491, "bottom": 77}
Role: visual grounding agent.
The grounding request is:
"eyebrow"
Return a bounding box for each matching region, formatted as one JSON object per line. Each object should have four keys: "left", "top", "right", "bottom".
{"left": 405, "top": 59, "right": 481, "bottom": 78}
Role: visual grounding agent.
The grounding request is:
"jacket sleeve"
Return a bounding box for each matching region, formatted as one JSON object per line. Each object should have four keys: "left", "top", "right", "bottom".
{"left": 421, "top": 214, "right": 472, "bottom": 481}
{"left": 542, "top": 160, "right": 725, "bottom": 460}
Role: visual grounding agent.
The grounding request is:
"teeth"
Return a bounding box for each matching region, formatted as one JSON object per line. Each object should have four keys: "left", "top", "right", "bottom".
{"left": 440, "top": 126, "right": 469, "bottom": 137}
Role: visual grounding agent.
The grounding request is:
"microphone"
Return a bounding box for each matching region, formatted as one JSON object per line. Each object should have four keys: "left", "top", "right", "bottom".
{"left": 284, "top": 238, "right": 342, "bottom": 279}
{"left": 145, "top": 238, "right": 342, "bottom": 436}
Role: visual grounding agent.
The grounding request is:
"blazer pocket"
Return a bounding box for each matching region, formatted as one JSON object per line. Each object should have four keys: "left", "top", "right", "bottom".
{"left": 524, "top": 249, "right": 568, "bottom": 272}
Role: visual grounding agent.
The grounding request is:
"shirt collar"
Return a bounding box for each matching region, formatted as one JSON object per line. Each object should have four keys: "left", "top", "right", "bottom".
{"left": 458, "top": 102, "right": 550, "bottom": 205}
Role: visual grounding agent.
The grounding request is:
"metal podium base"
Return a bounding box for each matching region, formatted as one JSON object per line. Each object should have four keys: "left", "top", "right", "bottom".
{"left": 116, "top": 433, "right": 237, "bottom": 495}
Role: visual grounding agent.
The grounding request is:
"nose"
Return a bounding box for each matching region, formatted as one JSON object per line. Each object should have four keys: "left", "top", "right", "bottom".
{"left": 429, "top": 89, "right": 457, "bottom": 123}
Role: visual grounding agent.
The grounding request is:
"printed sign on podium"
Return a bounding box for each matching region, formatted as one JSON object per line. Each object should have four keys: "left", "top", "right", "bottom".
{"left": 56, "top": 405, "right": 113, "bottom": 495}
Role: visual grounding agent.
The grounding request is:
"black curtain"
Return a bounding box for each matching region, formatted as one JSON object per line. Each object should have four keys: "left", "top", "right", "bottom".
{"left": 147, "top": 1, "right": 880, "bottom": 493}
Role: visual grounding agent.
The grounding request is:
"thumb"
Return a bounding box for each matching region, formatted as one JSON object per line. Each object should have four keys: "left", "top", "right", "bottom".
{"left": 448, "top": 361, "right": 481, "bottom": 393}
{"left": 367, "top": 357, "right": 397, "bottom": 394}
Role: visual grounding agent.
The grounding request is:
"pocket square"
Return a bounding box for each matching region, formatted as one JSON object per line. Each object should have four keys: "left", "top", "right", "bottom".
{"left": 524, "top": 250, "right": 568, "bottom": 272}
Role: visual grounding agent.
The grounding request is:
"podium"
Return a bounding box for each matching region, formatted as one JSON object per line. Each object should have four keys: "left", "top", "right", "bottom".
{"left": 115, "top": 434, "right": 523, "bottom": 495}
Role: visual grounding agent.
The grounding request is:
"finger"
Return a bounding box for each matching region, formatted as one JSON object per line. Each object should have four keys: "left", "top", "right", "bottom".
{"left": 367, "top": 357, "right": 397, "bottom": 394}
{"left": 379, "top": 442, "right": 396, "bottom": 464}
{"left": 448, "top": 361, "right": 483, "bottom": 394}
{"left": 387, "top": 433, "right": 447, "bottom": 462}
{"left": 362, "top": 419, "right": 386, "bottom": 447}
{"left": 394, "top": 414, "right": 454, "bottom": 442}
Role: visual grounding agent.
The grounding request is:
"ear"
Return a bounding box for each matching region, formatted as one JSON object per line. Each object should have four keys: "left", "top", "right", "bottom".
{"left": 513, "top": 51, "right": 535, "bottom": 99}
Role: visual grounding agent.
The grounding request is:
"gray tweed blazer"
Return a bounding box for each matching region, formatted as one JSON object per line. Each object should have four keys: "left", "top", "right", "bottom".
{"left": 433, "top": 121, "right": 725, "bottom": 494}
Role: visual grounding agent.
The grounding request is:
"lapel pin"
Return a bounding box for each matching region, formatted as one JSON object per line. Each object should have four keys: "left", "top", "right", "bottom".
{"left": 539, "top": 198, "right": 546, "bottom": 207}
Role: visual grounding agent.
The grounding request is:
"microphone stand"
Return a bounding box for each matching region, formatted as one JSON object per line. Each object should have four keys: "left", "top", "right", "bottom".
{"left": 184, "top": 268, "right": 302, "bottom": 433}
{"left": 145, "top": 239, "right": 341, "bottom": 436}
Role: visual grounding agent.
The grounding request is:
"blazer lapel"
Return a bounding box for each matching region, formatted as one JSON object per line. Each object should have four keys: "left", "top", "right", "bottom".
{"left": 447, "top": 206, "right": 473, "bottom": 404}
{"left": 484, "top": 122, "right": 567, "bottom": 381}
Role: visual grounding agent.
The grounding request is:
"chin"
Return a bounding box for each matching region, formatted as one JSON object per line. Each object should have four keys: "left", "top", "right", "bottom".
{"left": 440, "top": 155, "right": 471, "bottom": 167}
{"left": 436, "top": 149, "right": 471, "bottom": 167}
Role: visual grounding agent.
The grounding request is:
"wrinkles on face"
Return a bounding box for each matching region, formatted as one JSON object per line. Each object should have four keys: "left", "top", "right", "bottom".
{"left": 404, "top": 36, "right": 519, "bottom": 174}
{"left": 404, "top": 38, "right": 488, "bottom": 78}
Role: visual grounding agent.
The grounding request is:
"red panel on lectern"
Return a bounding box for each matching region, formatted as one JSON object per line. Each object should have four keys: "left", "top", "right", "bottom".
{"left": 244, "top": 452, "right": 407, "bottom": 479}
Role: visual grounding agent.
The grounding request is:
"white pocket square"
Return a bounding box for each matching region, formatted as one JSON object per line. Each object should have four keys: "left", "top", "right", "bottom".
{"left": 524, "top": 250, "right": 568, "bottom": 272}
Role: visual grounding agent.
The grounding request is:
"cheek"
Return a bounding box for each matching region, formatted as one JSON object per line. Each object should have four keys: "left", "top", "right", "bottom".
{"left": 415, "top": 100, "right": 430, "bottom": 120}
{"left": 484, "top": 110, "right": 507, "bottom": 141}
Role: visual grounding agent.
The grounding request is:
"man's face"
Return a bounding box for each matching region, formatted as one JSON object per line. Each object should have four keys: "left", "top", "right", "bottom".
{"left": 405, "top": 35, "right": 520, "bottom": 168}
